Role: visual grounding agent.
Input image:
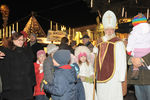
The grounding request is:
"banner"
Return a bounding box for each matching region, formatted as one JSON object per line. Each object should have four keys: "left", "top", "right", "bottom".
{"left": 47, "top": 30, "right": 67, "bottom": 42}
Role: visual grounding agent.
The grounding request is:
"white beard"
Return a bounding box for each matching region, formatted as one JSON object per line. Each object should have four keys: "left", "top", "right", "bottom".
{"left": 102, "top": 33, "right": 116, "bottom": 42}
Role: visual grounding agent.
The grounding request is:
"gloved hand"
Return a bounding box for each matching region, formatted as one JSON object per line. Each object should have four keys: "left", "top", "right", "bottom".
{"left": 93, "top": 46, "right": 98, "bottom": 54}
{"left": 40, "top": 79, "right": 48, "bottom": 91}
{"left": 43, "top": 80, "right": 48, "bottom": 85}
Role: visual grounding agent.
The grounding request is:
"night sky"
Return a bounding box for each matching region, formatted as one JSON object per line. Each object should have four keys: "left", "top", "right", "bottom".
{"left": 0, "top": 0, "right": 97, "bottom": 32}
{"left": 1, "top": 0, "right": 150, "bottom": 33}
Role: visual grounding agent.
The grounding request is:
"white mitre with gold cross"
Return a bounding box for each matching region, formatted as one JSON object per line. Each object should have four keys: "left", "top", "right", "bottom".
{"left": 102, "top": 10, "right": 117, "bottom": 29}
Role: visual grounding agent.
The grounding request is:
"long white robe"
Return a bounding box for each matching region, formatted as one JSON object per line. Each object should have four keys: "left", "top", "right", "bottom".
{"left": 79, "top": 63, "right": 97, "bottom": 100}
{"left": 97, "top": 41, "right": 127, "bottom": 100}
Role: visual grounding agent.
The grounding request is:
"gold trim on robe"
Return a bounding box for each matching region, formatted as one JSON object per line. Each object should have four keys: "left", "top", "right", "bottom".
{"left": 96, "top": 37, "right": 121, "bottom": 83}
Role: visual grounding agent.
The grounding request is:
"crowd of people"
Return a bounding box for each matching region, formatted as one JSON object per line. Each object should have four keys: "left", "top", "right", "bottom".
{"left": 0, "top": 10, "right": 150, "bottom": 100}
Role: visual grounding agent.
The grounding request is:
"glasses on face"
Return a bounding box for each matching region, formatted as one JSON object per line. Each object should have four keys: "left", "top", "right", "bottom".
{"left": 17, "top": 39, "right": 25, "bottom": 42}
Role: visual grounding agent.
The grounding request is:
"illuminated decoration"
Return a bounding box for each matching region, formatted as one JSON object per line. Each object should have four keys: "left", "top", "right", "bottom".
{"left": 50, "top": 21, "right": 52, "bottom": 30}
{"left": 91, "top": 0, "right": 93, "bottom": 8}
{"left": 16, "top": 22, "right": 18, "bottom": 32}
{"left": 147, "top": 8, "right": 149, "bottom": 19}
{"left": 74, "top": 31, "right": 82, "bottom": 45}
{"left": 68, "top": 27, "right": 71, "bottom": 40}
{"left": 87, "top": 29, "right": 93, "bottom": 41}
{"left": 96, "top": 23, "right": 104, "bottom": 37}
{"left": 136, "top": 0, "right": 138, "bottom": 4}
{"left": 117, "top": 18, "right": 131, "bottom": 39}
{"left": 37, "top": 37, "right": 52, "bottom": 44}
{"left": 122, "top": 7, "right": 125, "bottom": 17}
{"left": 56, "top": 23, "right": 58, "bottom": 31}
{"left": 72, "top": 28, "right": 75, "bottom": 40}
{"left": 61, "top": 25, "right": 66, "bottom": 31}
{"left": 73, "top": 24, "right": 98, "bottom": 44}
{"left": 0, "top": 5, "right": 9, "bottom": 38}
{"left": 47, "top": 30, "right": 66, "bottom": 43}
{"left": 12, "top": 24, "right": 14, "bottom": 31}
{"left": 108, "top": 0, "right": 110, "bottom": 3}
{"left": 23, "top": 16, "right": 46, "bottom": 37}
{"left": 119, "top": 18, "right": 131, "bottom": 23}
{"left": 6, "top": 26, "right": 8, "bottom": 37}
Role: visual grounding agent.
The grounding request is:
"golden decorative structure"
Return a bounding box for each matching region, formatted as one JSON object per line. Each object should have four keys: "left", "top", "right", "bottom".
{"left": 0, "top": 5, "right": 9, "bottom": 39}
{"left": 23, "top": 16, "right": 46, "bottom": 37}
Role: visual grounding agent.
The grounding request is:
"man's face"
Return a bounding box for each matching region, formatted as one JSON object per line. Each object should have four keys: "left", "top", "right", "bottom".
{"left": 30, "top": 35, "right": 36, "bottom": 42}
{"left": 82, "top": 38, "right": 89, "bottom": 45}
{"left": 104, "top": 28, "right": 115, "bottom": 36}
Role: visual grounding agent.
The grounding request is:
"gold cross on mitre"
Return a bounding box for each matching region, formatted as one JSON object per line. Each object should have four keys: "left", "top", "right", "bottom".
{"left": 106, "top": 14, "right": 112, "bottom": 24}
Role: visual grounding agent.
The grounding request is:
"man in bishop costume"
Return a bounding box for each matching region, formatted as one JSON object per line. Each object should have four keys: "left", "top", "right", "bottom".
{"left": 95, "top": 10, "right": 127, "bottom": 100}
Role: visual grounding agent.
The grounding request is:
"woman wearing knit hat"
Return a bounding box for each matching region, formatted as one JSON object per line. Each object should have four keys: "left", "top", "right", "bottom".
{"left": 33, "top": 50, "right": 49, "bottom": 100}
{"left": 127, "top": 13, "right": 150, "bottom": 100}
{"left": 20, "top": 31, "right": 28, "bottom": 47}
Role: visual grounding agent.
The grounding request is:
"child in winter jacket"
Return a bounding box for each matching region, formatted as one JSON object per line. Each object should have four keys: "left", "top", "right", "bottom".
{"left": 75, "top": 46, "right": 97, "bottom": 100}
{"left": 127, "top": 13, "right": 150, "bottom": 79}
{"left": 43, "top": 50, "right": 77, "bottom": 100}
{"left": 33, "top": 50, "right": 49, "bottom": 100}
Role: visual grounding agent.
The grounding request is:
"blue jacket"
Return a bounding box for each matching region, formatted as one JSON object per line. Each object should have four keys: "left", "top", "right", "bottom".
{"left": 44, "top": 65, "right": 77, "bottom": 100}
{"left": 71, "top": 63, "right": 85, "bottom": 100}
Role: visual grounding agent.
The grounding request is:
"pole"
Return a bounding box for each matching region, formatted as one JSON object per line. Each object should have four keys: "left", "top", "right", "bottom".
{"left": 93, "top": 53, "right": 97, "bottom": 100}
{"left": 16, "top": 22, "right": 18, "bottom": 32}
{"left": 50, "top": 21, "right": 52, "bottom": 30}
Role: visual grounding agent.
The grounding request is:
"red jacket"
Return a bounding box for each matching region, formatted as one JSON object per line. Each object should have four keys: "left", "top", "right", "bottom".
{"left": 33, "top": 62, "right": 45, "bottom": 96}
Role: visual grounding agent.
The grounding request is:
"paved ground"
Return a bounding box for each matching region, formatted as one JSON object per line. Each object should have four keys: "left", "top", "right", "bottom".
{"left": 124, "top": 85, "right": 137, "bottom": 100}
{"left": 124, "top": 92, "right": 137, "bottom": 100}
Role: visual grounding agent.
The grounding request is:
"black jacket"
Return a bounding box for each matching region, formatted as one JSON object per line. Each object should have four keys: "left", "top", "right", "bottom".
{"left": 27, "top": 42, "right": 43, "bottom": 62}
{"left": 0, "top": 46, "right": 36, "bottom": 100}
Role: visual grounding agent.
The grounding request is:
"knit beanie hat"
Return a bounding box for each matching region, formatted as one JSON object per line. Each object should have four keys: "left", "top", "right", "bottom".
{"left": 37, "top": 50, "right": 46, "bottom": 57}
{"left": 20, "top": 31, "right": 28, "bottom": 38}
{"left": 132, "top": 13, "right": 147, "bottom": 26}
{"left": 47, "top": 44, "right": 59, "bottom": 54}
{"left": 53, "top": 50, "right": 71, "bottom": 65}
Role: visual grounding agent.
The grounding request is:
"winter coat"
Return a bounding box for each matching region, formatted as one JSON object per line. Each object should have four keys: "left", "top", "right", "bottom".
{"left": 27, "top": 41, "right": 43, "bottom": 62}
{"left": 33, "top": 62, "right": 46, "bottom": 96}
{"left": 43, "top": 55, "right": 54, "bottom": 84}
{"left": 0, "top": 46, "right": 36, "bottom": 100}
{"left": 76, "top": 78, "right": 85, "bottom": 100}
{"left": 44, "top": 65, "right": 77, "bottom": 100}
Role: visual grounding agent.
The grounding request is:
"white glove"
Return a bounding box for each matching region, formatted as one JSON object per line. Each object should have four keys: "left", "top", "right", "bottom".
{"left": 93, "top": 46, "right": 98, "bottom": 54}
